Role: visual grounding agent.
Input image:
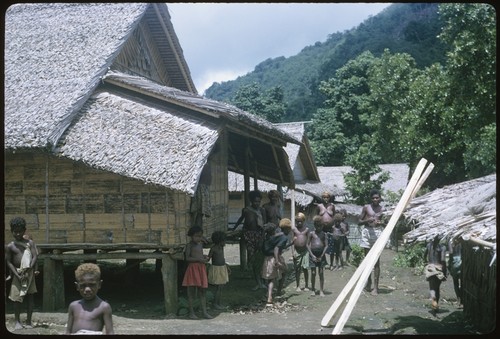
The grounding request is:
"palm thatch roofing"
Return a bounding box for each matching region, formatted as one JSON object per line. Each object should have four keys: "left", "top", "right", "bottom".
{"left": 317, "top": 164, "right": 411, "bottom": 198}
{"left": 402, "top": 174, "right": 496, "bottom": 245}
{"left": 5, "top": 3, "right": 300, "bottom": 195}
{"left": 5, "top": 3, "right": 194, "bottom": 150}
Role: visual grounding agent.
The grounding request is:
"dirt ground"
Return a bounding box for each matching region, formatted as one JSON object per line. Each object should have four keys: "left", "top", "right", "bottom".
{"left": 4, "top": 244, "right": 479, "bottom": 336}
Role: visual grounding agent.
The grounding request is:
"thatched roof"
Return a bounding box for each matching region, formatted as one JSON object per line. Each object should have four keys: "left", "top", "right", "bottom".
{"left": 277, "top": 122, "right": 319, "bottom": 182}
{"left": 5, "top": 3, "right": 300, "bottom": 195}
{"left": 403, "top": 174, "right": 496, "bottom": 244}
{"left": 5, "top": 3, "right": 195, "bottom": 150}
{"left": 317, "top": 163, "right": 410, "bottom": 196}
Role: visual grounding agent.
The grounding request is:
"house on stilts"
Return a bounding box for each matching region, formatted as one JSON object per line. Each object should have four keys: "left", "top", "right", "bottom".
{"left": 4, "top": 3, "right": 300, "bottom": 315}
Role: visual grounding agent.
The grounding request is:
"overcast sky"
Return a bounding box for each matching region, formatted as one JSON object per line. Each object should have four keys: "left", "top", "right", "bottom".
{"left": 167, "top": 3, "right": 391, "bottom": 94}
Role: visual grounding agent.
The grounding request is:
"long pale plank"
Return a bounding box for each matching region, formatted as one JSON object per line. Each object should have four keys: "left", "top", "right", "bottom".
{"left": 320, "top": 158, "right": 430, "bottom": 328}
{"left": 331, "top": 159, "right": 431, "bottom": 334}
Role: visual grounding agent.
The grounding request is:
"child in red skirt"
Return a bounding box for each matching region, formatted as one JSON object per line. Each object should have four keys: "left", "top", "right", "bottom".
{"left": 182, "top": 226, "right": 212, "bottom": 319}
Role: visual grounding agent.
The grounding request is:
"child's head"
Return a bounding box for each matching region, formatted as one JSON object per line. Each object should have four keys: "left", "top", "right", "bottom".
{"left": 333, "top": 213, "right": 343, "bottom": 224}
{"left": 249, "top": 190, "right": 262, "bottom": 203}
{"left": 278, "top": 218, "right": 292, "bottom": 235}
{"left": 211, "top": 231, "right": 226, "bottom": 245}
{"left": 187, "top": 226, "right": 204, "bottom": 243}
{"left": 321, "top": 191, "right": 331, "bottom": 203}
{"left": 10, "top": 217, "right": 27, "bottom": 240}
{"left": 74, "top": 263, "right": 102, "bottom": 300}
{"left": 313, "top": 215, "right": 323, "bottom": 231}
{"left": 339, "top": 208, "right": 347, "bottom": 218}
{"left": 295, "top": 212, "right": 306, "bottom": 228}
{"left": 263, "top": 223, "right": 278, "bottom": 237}
{"left": 296, "top": 212, "right": 305, "bottom": 222}
{"left": 268, "top": 190, "right": 280, "bottom": 202}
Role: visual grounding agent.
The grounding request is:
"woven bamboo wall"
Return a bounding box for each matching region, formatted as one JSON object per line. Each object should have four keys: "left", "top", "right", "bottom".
{"left": 462, "top": 241, "right": 496, "bottom": 333}
{"left": 4, "top": 151, "right": 228, "bottom": 247}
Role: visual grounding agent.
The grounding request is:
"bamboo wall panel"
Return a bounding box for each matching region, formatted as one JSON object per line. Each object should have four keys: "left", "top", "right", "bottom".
{"left": 462, "top": 241, "right": 496, "bottom": 333}
{"left": 5, "top": 148, "right": 230, "bottom": 248}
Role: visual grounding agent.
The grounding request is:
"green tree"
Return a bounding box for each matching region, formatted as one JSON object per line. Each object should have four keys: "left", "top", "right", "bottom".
{"left": 361, "top": 49, "right": 421, "bottom": 164}
{"left": 343, "top": 143, "right": 390, "bottom": 205}
{"left": 437, "top": 3, "right": 496, "bottom": 179}
{"left": 230, "top": 82, "right": 286, "bottom": 123}
{"left": 309, "top": 51, "right": 375, "bottom": 165}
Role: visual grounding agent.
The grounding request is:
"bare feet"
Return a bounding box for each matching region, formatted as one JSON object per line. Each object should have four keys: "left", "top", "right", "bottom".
{"left": 296, "top": 286, "right": 302, "bottom": 292}
{"left": 303, "top": 287, "right": 310, "bottom": 291}
{"left": 14, "top": 322, "right": 24, "bottom": 330}
{"left": 319, "top": 291, "right": 325, "bottom": 297}
{"left": 310, "top": 290, "right": 316, "bottom": 296}
{"left": 24, "top": 324, "right": 33, "bottom": 329}
{"left": 371, "top": 289, "right": 379, "bottom": 296}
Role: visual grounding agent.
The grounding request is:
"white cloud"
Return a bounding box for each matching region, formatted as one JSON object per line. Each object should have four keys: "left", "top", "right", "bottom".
{"left": 168, "top": 3, "right": 392, "bottom": 95}
{"left": 196, "top": 68, "right": 252, "bottom": 95}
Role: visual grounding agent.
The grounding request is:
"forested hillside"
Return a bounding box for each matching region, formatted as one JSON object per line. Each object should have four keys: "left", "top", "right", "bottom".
{"left": 205, "top": 3, "right": 495, "bottom": 196}
{"left": 205, "top": 3, "right": 445, "bottom": 122}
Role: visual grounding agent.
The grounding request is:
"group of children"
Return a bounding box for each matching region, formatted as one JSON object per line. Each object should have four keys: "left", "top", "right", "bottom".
{"left": 6, "top": 188, "right": 463, "bottom": 332}
{"left": 290, "top": 207, "right": 351, "bottom": 298}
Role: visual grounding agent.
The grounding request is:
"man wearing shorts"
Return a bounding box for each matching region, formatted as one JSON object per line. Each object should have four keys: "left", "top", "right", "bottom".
{"left": 359, "top": 189, "right": 386, "bottom": 295}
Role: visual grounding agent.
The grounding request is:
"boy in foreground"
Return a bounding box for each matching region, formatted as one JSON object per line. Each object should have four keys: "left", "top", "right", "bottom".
{"left": 66, "top": 263, "right": 114, "bottom": 334}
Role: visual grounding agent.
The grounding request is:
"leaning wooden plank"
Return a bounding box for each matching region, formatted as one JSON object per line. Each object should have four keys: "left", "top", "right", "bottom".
{"left": 320, "top": 158, "right": 429, "bottom": 328}
{"left": 331, "top": 159, "right": 431, "bottom": 334}
{"left": 409, "top": 162, "right": 434, "bottom": 201}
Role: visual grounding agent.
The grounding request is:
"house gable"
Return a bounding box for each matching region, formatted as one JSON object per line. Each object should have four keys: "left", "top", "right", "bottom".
{"left": 111, "top": 4, "right": 196, "bottom": 92}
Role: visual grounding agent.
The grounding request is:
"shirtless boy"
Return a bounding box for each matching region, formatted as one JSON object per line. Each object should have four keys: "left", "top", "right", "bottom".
{"left": 359, "top": 189, "right": 386, "bottom": 295}
{"left": 292, "top": 212, "right": 310, "bottom": 292}
{"left": 66, "top": 263, "right": 114, "bottom": 334}
{"left": 6, "top": 217, "right": 38, "bottom": 330}
{"left": 307, "top": 216, "right": 328, "bottom": 296}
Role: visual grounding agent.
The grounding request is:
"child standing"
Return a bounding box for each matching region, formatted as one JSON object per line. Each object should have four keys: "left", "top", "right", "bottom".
{"left": 5, "top": 217, "right": 38, "bottom": 330}
{"left": 424, "top": 235, "right": 447, "bottom": 311}
{"left": 207, "top": 231, "right": 231, "bottom": 310}
{"left": 66, "top": 263, "right": 114, "bottom": 334}
{"left": 291, "top": 212, "right": 310, "bottom": 292}
{"left": 330, "top": 213, "right": 345, "bottom": 270}
{"left": 261, "top": 222, "right": 292, "bottom": 305}
{"left": 307, "top": 216, "right": 328, "bottom": 296}
{"left": 339, "top": 208, "right": 352, "bottom": 265}
{"left": 183, "top": 226, "right": 212, "bottom": 319}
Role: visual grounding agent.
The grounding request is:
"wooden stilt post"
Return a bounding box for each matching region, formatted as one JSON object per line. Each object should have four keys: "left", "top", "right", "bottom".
{"left": 321, "top": 158, "right": 433, "bottom": 333}
{"left": 42, "top": 257, "right": 65, "bottom": 311}
{"left": 161, "top": 254, "right": 178, "bottom": 316}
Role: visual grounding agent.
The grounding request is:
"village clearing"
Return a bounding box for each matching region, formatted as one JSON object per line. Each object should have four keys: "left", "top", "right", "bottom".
{"left": 5, "top": 244, "right": 480, "bottom": 336}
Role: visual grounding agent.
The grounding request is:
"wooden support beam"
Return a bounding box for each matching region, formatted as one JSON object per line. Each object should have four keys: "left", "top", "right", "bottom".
{"left": 42, "top": 258, "right": 65, "bottom": 311}
{"left": 162, "top": 254, "right": 178, "bottom": 316}
{"left": 38, "top": 251, "right": 181, "bottom": 260}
